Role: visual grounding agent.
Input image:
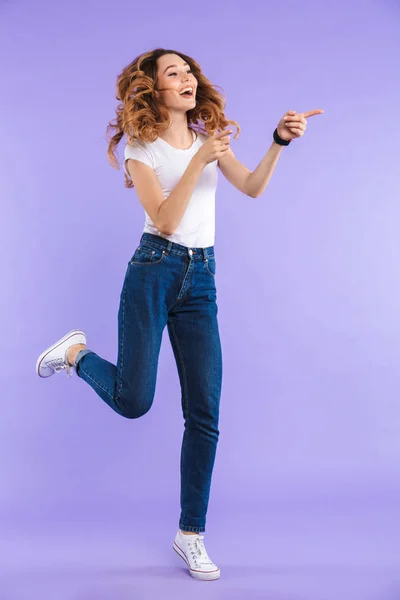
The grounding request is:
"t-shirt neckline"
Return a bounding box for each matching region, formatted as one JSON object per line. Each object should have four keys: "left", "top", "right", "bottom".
{"left": 156, "top": 128, "right": 198, "bottom": 151}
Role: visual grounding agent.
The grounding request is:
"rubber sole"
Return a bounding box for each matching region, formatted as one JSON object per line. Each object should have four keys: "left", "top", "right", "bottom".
{"left": 173, "top": 542, "right": 220, "bottom": 581}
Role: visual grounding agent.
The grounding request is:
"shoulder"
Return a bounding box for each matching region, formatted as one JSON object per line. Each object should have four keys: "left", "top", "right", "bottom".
{"left": 124, "top": 138, "right": 155, "bottom": 170}
{"left": 124, "top": 137, "right": 155, "bottom": 155}
{"left": 124, "top": 137, "right": 152, "bottom": 153}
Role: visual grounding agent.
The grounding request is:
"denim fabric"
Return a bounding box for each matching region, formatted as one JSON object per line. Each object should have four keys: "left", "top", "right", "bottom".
{"left": 74, "top": 232, "right": 222, "bottom": 533}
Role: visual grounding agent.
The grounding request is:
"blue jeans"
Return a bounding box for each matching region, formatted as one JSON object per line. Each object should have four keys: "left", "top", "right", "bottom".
{"left": 74, "top": 233, "right": 223, "bottom": 533}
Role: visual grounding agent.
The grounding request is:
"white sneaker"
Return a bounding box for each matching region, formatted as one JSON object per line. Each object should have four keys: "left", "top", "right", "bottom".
{"left": 173, "top": 530, "right": 220, "bottom": 581}
{"left": 36, "top": 329, "right": 87, "bottom": 378}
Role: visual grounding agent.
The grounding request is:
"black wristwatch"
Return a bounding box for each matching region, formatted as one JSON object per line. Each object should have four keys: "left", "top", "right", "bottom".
{"left": 273, "top": 128, "right": 291, "bottom": 146}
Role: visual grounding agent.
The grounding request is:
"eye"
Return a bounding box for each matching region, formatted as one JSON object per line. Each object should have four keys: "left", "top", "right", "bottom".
{"left": 168, "top": 69, "right": 193, "bottom": 77}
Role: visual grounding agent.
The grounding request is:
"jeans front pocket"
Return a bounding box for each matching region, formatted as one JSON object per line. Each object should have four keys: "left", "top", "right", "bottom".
{"left": 204, "top": 256, "right": 216, "bottom": 276}
{"left": 130, "top": 244, "right": 167, "bottom": 266}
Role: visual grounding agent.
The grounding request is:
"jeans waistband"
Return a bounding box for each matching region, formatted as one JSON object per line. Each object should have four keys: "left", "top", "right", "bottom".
{"left": 140, "top": 233, "right": 214, "bottom": 260}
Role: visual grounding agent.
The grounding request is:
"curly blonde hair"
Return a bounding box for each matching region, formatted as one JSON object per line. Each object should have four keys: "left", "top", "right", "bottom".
{"left": 106, "top": 48, "right": 240, "bottom": 188}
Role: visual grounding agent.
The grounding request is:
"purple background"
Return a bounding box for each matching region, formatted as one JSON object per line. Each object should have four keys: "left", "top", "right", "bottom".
{"left": 1, "top": 0, "right": 400, "bottom": 598}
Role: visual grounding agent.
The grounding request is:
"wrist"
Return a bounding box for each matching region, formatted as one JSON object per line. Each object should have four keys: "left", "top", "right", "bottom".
{"left": 272, "top": 140, "right": 285, "bottom": 151}
{"left": 273, "top": 128, "right": 291, "bottom": 146}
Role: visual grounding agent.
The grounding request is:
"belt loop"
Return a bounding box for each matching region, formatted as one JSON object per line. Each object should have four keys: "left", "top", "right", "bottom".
{"left": 202, "top": 248, "right": 207, "bottom": 261}
{"left": 167, "top": 241, "right": 173, "bottom": 253}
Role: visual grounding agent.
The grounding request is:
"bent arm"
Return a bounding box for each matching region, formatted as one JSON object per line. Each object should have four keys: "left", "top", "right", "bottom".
{"left": 126, "top": 154, "right": 205, "bottom": 235}
{"left": 218, "top": 142, "right": 284, "bottom": 198}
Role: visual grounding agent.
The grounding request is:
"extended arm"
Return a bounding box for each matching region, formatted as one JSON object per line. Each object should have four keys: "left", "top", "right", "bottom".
{"left": 218, "top": 108, "right": 323, "bottom": 198}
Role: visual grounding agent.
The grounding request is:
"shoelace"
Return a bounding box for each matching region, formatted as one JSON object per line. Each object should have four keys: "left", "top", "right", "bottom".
{"left": 46, "top": 356, "right": 72, "bottom": 377}
{"left": 187, "top": 536, "right": 213, "bottom": 566}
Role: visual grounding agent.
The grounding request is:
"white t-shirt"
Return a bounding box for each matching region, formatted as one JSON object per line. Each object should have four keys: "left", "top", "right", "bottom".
{"left": 123, "top": 129, "right": 218, "bottom": 248}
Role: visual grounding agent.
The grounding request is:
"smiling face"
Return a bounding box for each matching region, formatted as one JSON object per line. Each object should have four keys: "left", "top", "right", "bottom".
{"left": 155, "top": 53, "right": 197, "bottom": 113}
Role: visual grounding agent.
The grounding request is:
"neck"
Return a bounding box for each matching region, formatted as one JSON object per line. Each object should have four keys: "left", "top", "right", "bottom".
{"left": 158, "top": 112, "right": 193, "bottom": 148}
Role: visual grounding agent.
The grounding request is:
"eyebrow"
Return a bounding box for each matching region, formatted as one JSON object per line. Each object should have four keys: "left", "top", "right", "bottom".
{"left": 163, "top": 62, "right": 189, "bottom": 73}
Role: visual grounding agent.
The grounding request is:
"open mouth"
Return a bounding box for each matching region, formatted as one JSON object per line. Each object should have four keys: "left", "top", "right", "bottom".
{"left": 179, "top": 86, "right": 195, "bottom": 99}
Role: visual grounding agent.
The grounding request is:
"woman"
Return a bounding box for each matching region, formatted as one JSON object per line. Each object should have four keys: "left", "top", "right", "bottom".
{"left": 36, "top": 48, "right": 323, "bottom": 581}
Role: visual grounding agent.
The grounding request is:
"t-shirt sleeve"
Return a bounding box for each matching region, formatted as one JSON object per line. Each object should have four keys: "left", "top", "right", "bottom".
{"left": 123, "top": 141, "right": 154, "bottom": 180}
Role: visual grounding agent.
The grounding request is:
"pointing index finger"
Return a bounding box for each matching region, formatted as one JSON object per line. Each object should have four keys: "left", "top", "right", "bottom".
{"left": 303, "top": 109, "right": 324, "bottom": 118}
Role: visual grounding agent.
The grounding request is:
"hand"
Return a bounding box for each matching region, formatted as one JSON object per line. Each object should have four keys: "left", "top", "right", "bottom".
{"left": 276, "top": 109, "right": 324, "bottom": 141}
{"left": 196, "top": 129, "right": 232, "bottom": 166}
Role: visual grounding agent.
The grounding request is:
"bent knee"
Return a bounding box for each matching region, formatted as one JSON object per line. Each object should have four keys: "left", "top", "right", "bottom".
{"left": 118, "top": 394, "right": 153, "bottom": 420}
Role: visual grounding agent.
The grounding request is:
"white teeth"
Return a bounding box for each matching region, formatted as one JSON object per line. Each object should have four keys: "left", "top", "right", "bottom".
{"left": 179, "top": 87, "right": 193, "bottom": 95}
